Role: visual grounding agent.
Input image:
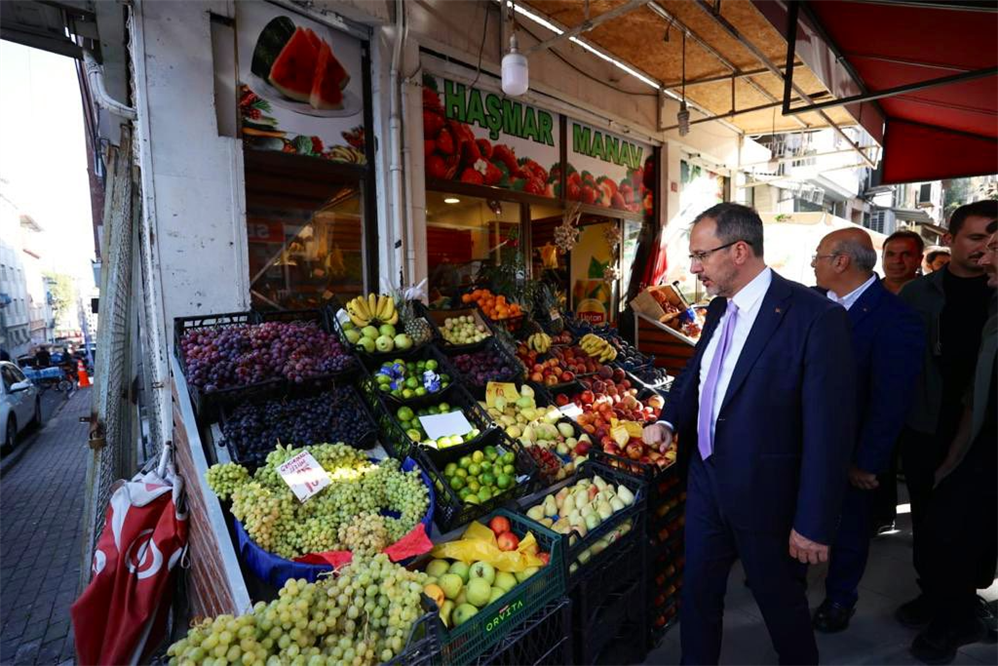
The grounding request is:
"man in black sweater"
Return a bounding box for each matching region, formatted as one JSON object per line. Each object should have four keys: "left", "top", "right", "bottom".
{"left": 894, "top": 201, "right": 997, "bottom": 652}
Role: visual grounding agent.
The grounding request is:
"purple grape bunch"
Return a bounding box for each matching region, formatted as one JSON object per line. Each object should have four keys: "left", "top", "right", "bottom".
{"left": 451, "top": 346, "right": 520, "bottom": 386}
{"left": 222, "top": 387, "right": 374, "bottom": 466}
{"left": 180, "top": 321, "right": 354, "bottom": 391}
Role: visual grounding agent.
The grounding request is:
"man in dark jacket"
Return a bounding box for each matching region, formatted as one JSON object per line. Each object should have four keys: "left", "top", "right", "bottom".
{"left": 809, "top": 228, "right": 925, "bottom": 633}
{"left": 643, "top": 203, "right": 856, "bottom": 664}
{"left": 895, "top": 200, "right": 997, "bottom": 633}
{"left": 908, "top": 222, "right": 997, "bottom": 663}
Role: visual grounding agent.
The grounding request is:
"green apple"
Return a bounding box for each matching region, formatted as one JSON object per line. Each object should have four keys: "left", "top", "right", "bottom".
{"left": 488, "top": 587, "right": 506, "bottom": 604}
{"left": 345, "top": 329, "right": 361, "bottom": 344}
{"left": 361, "top": 325, "right": 380, "bottom": 340}
{"left": 375, "top": 335, "right": 395, "bottom": 352}
{"left": 438, "top": 573, "right": 463, "bottom": 600}
{"left": 448, "top": 561, "right": 471, "bottom": 584}
{"left": 394, "top": 333, "right": 413, "bottom": 350}
{"left": 514, "top": 566, "right": 539, "bottom": 583}
{"left": 359, "top": 337, "right": 377, "bottom": 353}
{"left": 452, "top": 604, "right": 479, "bottom": 628}
{"left": 426, "top": 559, "right": 451, "bottom": 579}
{"left": 494, "top": 571, "right": 517, "bottom": 593}
{"left": 341, "top": 320, "right": 355, "bottom": 330}
{"left": 466, "top": 578, "right": 492, "bottom": 608}
{"left": 469, "top": 561, "right": 496, "bottom": 586}
{"left": 454, "top": 590, "right": 468, "bottom": 607}
{"left": 379, "top": 323, "right": 397, "bottom": 338}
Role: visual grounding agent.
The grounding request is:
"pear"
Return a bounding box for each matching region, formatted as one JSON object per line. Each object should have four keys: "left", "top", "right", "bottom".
{"left": 610, "top": 497, "right": 625, "bottom": 512}
{"left": 543, "top": 495, "right": 558, "bottom": 518}
{"left": 526, "top": 505, "right": 545, "bottom": 521}
{"left": 597, "top": 500, "right": 613, "bottom": 520}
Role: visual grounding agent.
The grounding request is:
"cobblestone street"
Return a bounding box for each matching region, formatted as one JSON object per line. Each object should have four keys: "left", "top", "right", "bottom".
{"left": 1, "top": 388, "right": 91, "bottom": 665}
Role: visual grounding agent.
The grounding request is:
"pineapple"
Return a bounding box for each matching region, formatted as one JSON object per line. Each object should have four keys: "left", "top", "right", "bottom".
{"left": 394, "top": 291, "right": 433, "bottom": 346}
{"left": 537, "top": 283, "right": 564, "bottom": 334}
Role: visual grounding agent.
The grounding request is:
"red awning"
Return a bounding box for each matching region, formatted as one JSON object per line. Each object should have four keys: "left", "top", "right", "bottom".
{"left": 805, "top": 0, "right": 997, "bottom": 184}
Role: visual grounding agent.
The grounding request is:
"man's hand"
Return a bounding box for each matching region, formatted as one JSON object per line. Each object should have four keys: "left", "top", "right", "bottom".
{"left": 789, "top": 529, "right": 829, "bottom": 565}
{"left": 643, "top": 423, "right": 673, "bottom": 447}
{"left": 847, "top": 465, "right": 879, "bottom": 490}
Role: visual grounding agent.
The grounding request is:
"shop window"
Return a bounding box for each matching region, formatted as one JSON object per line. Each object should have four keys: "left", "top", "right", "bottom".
{"left": 529, "top": 202, "right": 568, "bottom": 309}
{"left": 244, "top": 151, "right": 368, "bottom": 310}
{"left": 425, "top": 191, "right": 522, "bottom": 306}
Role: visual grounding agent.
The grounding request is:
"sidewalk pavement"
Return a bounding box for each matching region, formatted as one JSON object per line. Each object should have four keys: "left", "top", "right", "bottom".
{"left": 1, "top": 387, "right": 91, "bottom": 665}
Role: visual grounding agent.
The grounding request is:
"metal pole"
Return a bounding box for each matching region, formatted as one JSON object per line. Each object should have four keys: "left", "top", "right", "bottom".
{"left": 781, "top": 1, "right": 799, "bottom": 116}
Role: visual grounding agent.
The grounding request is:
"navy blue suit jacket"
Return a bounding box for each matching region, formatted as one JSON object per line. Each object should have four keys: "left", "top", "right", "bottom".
{"left": 663, "top": 271, "right": 857, "bottom": 544}
{"left": 818, "top": 280, "right": 925, "bottom": 475}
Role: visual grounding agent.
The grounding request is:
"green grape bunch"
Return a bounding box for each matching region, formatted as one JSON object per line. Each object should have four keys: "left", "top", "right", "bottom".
{"left": 167, "top": 554, "right": 430, "bottom": 666}
{"left": 202, "top": 443, "right": 430, "bottom": 561}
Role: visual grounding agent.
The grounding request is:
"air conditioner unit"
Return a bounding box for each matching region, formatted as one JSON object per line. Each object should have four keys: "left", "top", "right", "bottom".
{"left": 870, "top": 210, "right": 887, "bottom": 234}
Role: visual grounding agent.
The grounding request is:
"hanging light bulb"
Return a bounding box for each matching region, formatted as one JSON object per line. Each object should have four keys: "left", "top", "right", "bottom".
{"left": 677, "top": 32, "right": 690, "bottom": 136}
{"left": 502, "top": 32, "right": 529, "bottom": 96}
{"left": 677, "top": 101, "right": 690, "bottom": 136}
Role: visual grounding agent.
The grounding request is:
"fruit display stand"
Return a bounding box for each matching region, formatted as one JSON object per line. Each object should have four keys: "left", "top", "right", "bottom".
{"left": 420, "top": 509, "right": 566, "bottom": 665}
{"left": 443, "top": 338, "right": 526, "bottom": 399}
{"left": 417, "top": 304, "right": 495, "bottom": 353}
{"left": 358, "top": 344, "right": 461, "bottom": 409}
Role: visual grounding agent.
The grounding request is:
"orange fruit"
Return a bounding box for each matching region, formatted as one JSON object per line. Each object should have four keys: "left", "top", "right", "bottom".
{"left": 461, "top": 294, "right": 472, "bottom": 304}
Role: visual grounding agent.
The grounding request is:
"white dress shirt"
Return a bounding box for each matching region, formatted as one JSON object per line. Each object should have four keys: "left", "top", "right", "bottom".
{"left": 826, "top": 274, "right": 877, "bottom": 311}
{"left": 660, "top": 267, "right": 773, "bottom": 439}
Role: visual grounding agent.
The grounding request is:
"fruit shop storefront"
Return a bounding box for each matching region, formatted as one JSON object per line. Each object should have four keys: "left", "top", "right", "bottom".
{"left": 138, "top": 1, "right": 704, "bottom": 663}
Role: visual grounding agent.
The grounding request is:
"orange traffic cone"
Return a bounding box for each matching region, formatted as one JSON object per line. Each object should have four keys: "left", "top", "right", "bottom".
{"left": 77, "top": 359, "right": 91, "bottom": 388}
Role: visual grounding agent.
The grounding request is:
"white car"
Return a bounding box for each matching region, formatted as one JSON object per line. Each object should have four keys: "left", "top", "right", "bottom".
{"left": 1, "top": 361, "right": 41, "bottom": 450}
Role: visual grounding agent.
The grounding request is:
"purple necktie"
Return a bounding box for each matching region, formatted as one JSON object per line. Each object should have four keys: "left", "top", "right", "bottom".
{"left": 698, "top": 301, "right": 739, "bottom": 461}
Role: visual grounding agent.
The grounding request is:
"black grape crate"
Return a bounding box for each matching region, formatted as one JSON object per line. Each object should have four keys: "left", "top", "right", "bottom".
{"left": 173, "top": 311, "right": 281, "bottom": 419}
{"left": 218, "top": 384, "right": 378, "bottom": 470}
{"left": 416, "top": 432, "right": 539, "bottom": 532}
{"left": 444, "top": 338, "right": 526, "bottom": 393}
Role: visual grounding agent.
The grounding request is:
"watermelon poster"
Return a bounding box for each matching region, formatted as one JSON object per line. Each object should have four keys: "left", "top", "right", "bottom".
{"left": 565, "top": 120, "right": 654, "bottom": 215}
{"left": 423, "top": 73, "right": 559, "bottom": 197}
{"left": 236, "top": 1, "right": 366, "bottom": 165}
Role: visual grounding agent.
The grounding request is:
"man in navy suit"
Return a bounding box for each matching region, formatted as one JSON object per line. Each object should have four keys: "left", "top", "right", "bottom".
{"left": 809, "top": 228, "right": 924, "bottom": 633}
{"left": 644, "top": 203, "right": 856, "bottom": 665}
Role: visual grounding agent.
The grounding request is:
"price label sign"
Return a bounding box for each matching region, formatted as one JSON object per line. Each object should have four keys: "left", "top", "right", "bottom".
{"left": 558, "top": 403, "right": 584, "bottom": 419}
{"left": 485, "top": 381, "right": 519, "bottom": 408}
{"left": 419, "top": 411, "right": 474, "bottom": 440}
{"left": 278, "top": 451, "right": 331, "bottom": 503}
{"left": 549, "top": 308, "right": 561, "bottom": 321}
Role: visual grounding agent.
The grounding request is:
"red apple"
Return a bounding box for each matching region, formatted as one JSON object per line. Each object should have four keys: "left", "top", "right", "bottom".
{"left": 488, "top": 516, "right": 511, "bottom": 537}
{"left": 538, "top": 552, "right": 550, "bottom": 565}
{"left": 497, "top": 532, "right": 520, "bottom": 552}
{"left": 626, "top": 441, "right": 644, "bottom": 460}
{"left": 575, "top": 440, "right": 592, "bottom": 456}
{"left": 555, "top": 393, "right": 570, "bottom": 407}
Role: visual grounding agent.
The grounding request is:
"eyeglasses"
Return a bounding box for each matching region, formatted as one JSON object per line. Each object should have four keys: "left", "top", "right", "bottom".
{"left": 811, "top": 253, "right": 840, "bottom": 264}
{"left": 689, "top": 240, "right": 745, "bottom": 264}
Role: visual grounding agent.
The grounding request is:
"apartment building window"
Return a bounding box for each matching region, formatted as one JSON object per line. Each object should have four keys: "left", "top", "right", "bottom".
{"left": 918, "top": 183, "right": 933, "bottom": 205}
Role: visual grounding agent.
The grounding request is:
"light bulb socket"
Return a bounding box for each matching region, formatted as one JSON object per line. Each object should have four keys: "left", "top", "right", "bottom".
{"left": 677, "top": 101, "right": 690, "bottom": 137}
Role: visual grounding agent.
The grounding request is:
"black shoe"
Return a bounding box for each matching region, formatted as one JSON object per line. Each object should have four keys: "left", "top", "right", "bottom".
{"left": 813, "top": 599, "right": 856, "bottom": 633}
{"left": 910, "top": 616, "right": 986, "bottom": 665}
{"left": 897, "top": 594, "right": 934, "bottom": 628}
{"left": 976, "top": 596, "right": 997, "bottom": 643}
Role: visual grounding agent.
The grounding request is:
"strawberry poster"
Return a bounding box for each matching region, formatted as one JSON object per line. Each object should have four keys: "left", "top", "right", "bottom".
{"left": 422, "top": 74, "right": 560, "bottom": 196}
{"left": 236, "top": 1, "right": 366, "bottom": 164}
{"left": 565, "top": 120, "right": 654, "bottom": 214}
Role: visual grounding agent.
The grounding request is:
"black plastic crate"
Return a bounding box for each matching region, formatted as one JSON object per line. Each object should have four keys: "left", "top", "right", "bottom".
{"left": 417, "top": 432, "right": 539, "bottom": 532}
{"left": 426, "top": 509, "right": 567, "bottom": 665}
{"left": 516, "top": 461, "right": 647, "bottom": 587}
{"left": 218, "top": 384, "right": 379, "bottom": 470}
{"left": 361, "top": 379, "right": 497, "bottom": 461}
{"left": 475, "top": 598, "right": 572, "bottom": 666}
{"left": 589, "top": 448, "right": 684, "bottom": 502}
{"left": 326, "top": 299, "right": 434, "bottom": 364}
{"left": 416, "top": 302, "right": 496, "bottom": 353}
{"left": 574, "top": 571, "right": 647, "bottom": 665}
{"left": 360, "top": 344, "right": 462, "bottom": 408}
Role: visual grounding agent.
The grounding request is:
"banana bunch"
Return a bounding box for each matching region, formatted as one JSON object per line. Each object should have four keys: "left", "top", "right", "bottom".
{"left": 580, "top": 333, "right": 618, "bottom": 362}
{"left": 526, "top": 332, "right": 552, "bottom": 353}
{"left": 346, "top": 293, "right": 399, "bottom": 327}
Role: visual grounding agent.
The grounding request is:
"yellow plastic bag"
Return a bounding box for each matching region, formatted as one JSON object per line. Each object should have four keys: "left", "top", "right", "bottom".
{"left": 430, "top": 522, "right": 545, "bottom": 572}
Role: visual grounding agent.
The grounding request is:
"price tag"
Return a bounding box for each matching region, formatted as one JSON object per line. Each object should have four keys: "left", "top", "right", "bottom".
{"left": 419, "top": 411, "right": 473, "bottom": 440}
{"left": 278, "top": 451, "right": 331, "bottom": 503}
{"left": 558, "top": 403, "right": 584, "bottom": 419}
{"left": 485, "top": 381, "right": 519, "bottom": 408}
{"left": 549, "top": 308, "right": 561, "bottom": 321}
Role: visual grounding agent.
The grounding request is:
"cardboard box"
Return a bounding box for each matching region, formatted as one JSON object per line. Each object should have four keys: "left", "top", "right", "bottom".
{"left": 629, "top": 284, "right": 685, "bottom": 321}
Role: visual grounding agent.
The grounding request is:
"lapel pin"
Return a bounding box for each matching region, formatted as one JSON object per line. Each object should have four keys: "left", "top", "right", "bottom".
{"left": 774, "top": 307, "right": 782, "bottom": 313}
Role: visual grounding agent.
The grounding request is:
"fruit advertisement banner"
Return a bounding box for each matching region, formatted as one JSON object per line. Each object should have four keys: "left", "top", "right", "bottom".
{"left": 423, "top": 74, "right": 559, "bottom": 196}
{"left": 566, "top": 120, "right": 654, "bottom": 215}
{"left": 236, "top": 1, "right": 366, "bottom": 165}
{"left": 571, "top": 223, "right": 616, "bottom": 324}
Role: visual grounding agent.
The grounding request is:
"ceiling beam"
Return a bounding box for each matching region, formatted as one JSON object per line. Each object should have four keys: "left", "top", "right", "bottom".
{"left": 659, "top": 91, "right": 831, "bottom": 132}
{"left": 647, "top": 1, "right": 808, "bottom": 128}
{"left": 692, "top": 0, "right": 877, "bottom": 168}
{"left": 522, "top": 0, "right": 654, "bottom": 56}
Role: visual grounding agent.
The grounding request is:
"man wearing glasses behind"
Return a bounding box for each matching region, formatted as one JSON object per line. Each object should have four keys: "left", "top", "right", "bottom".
{"left": 644, "top": 203, "right": 857, "bottom": 664}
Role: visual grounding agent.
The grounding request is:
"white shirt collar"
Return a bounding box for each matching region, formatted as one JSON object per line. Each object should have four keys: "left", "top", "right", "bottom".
{"left": 828, "top": 273, "right": 877, "bottom": 310}
{"left": 730, "top": 267, "right": 773, "bottom": 313}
